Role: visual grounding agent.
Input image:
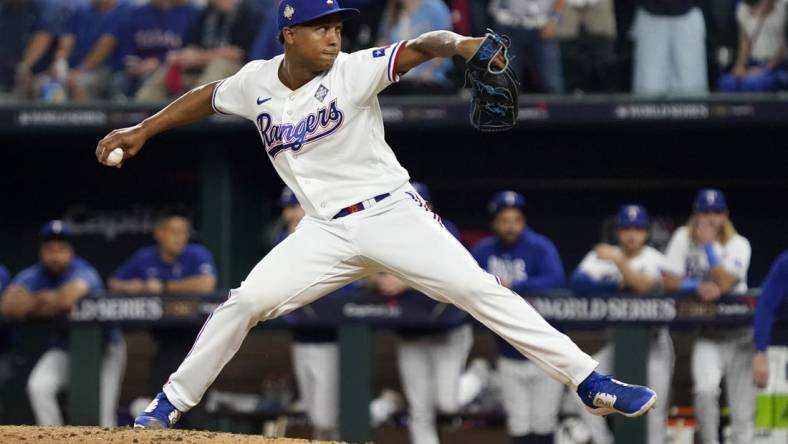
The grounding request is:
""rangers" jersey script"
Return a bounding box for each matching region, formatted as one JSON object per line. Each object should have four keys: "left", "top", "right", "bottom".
{"left": 257, "top": 100, "right": 344, "bottom": 158}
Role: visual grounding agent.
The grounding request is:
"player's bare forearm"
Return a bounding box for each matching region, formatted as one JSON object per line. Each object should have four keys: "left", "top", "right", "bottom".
{"left": 165, "top": 275, "right": 217, "bottom": 293}
{"left": 0, "top": 286, "right": 36, "bottom": 319}
{"left": 710, "top": 267, "right": 738, "bottom": 293}
{"left": 139, "top": 81, "right": 218, "bottom": 137}
{"left": 96, "top": 81, "right": 218, "bottom": 165}
{"left": 397, "top": 31, "right": 482, "bottom": 74}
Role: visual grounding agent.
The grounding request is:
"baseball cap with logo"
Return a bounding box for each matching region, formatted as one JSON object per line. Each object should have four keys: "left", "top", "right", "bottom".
{"left": 489, "top": 191, "right": 526, "bottom": 215}
{"left": 615, "top": 205, "right": 650, "bottom": 229}
{"left": 693, "top": 189, "right": 728, "bottom": 213}
{"left": 279, "top": 186, "right": 300, "bottom": 207}
{"left": 277, "top": 0, "right": 360, "bottom": 33}
{"left": 40, "top": 220, "right": 72, "bottom": 242}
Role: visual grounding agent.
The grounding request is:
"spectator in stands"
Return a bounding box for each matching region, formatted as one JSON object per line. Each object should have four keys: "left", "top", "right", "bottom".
{"left": 110, "top": 0, "right": 200, "bottom": 101}
{"left": 34, "top": 0, "right": 132, "bottom": 102}
{"left": 488, "top": 0, "right": 566, "bottom": 94}
{"left": 370, "top": 182, "right": 487, "bottom": 444}
{"left": 557, "top": 0, "right": 618, "bottom": 93}
{"left": 718, "top": 0, "right": 787, "bottom": 92}
{"left": 632, "top": 0, "right": 708, "bottom": 96}
{"left": 0, "top": 221, "right": 126, "bottom": 427}
{"left": 2, "top": 0, "right": 59, "bottom": 96}
{"left": 377, "top": 0, "right": 455, "bottom": 94}
{"left": 248, "top": 1, "right": 282, "bottom": 61}
{"left": 753, "top": 250, "right": 788, "bottom": 393}
{"left": 663, "top": 189, "right": 754, "bottom": 444}
{"left": 571, "top": 205, "right": 671, "bottom": 444}
{"left": 134, "top": 0, "right": 263, "bottom": 102}
{"left": 471, "top": 191, "right": 566, "bottom": 444}
{"left": 108, "top": 211, "right": 216, "bottom": 426}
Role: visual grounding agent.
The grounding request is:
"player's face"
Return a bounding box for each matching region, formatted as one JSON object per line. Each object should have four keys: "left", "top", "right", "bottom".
{"left": 286, "top": 16, "right": 343, "bottom": 71}
{"left": 493, "top": 208, "right": 526, "bottom": 245}
{"left": 154, "top": 216, "right": 190, "bottom": 257}
{"left": 695, "top": 212, "right": 727, "bottom": 232}
{"left": 617, "top": 227, "right": 648, "bottom": 254}
{"left": 40, "top": 240, "right": 74, "bottom": 274}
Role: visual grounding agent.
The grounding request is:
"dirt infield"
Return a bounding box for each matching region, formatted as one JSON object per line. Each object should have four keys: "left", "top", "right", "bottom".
{"left": 0, "top": 426, "right": 345, "bottom": 444}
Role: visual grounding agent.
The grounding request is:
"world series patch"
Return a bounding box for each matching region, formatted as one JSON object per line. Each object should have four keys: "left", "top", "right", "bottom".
{"left": 315, "top": 85, "right": 329, "bottom": 102}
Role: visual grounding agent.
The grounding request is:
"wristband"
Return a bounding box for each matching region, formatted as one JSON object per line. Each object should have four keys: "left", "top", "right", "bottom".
{"left": 704, "top": 242, "right": 721, "bottom": 268}
{"left": 680, "top": 277, "right": 700, "bottom": 291}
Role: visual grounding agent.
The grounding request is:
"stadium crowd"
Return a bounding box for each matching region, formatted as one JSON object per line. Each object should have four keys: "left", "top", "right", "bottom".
{"left": 0, "top": 184, "right": 786, "bottom": 444}
{"left": 0, "top": 0, "right": 787, "bottom": 102}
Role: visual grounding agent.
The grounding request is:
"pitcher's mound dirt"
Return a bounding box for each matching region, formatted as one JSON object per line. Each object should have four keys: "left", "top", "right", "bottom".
{"left": 0, "top": 426, "right": 347, "bottom": 444}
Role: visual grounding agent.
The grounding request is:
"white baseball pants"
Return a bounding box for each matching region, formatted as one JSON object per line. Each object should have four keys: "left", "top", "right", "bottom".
{"left": 163, "top": 185, "right": 598, "bottom": 412}
{"left": 27, "top": 339, "right": 126, "bottom": 426}
{"left": 692, "top": 331, "right": 756, "bottom": 444}
{"left": 499, "top": 356, "right": 565, "bottom": 436}
{"left": 397, "top": 323, "right": 476, "bottom": 444}
{"left": 291, "top": 341, "right": 339, "bottom": 439}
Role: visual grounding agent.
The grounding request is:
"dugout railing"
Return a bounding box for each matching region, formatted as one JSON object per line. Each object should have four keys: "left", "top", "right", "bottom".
{"left": 44, "top": 289, "right": 779, "bottom": 443}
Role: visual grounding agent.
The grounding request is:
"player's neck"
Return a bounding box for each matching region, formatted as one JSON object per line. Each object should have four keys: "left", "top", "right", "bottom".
{"left": 159, "top": 249, "right": 177, "bottom": 264}
{"left": 279, "top": 55, "right": 321, "bottom": 91}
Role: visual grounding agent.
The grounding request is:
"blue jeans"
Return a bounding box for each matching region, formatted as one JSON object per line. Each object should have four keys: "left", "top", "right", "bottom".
{"left": 633, "top": 7, "right": 708, "bottom": 97}
{"left": 496, "top": 26, "right": 565, "bottom": 94}
{"left": 718, "top": 62, "right": 788, "bottom": 92}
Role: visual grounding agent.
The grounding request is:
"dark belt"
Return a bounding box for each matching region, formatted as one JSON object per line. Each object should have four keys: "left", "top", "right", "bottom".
{"left": 333, "top": 193, "right": 390, "bottom": 219}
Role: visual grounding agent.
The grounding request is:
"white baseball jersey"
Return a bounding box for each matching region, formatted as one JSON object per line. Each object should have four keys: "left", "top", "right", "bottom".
{"left": 663, "top": 226, "right": 751, "bottom": 294}
{"left": 212, "top": 41, "right": 411, "bottom": 219}
{"left": 577, "top": 245, "right": 666, "bottom": 286}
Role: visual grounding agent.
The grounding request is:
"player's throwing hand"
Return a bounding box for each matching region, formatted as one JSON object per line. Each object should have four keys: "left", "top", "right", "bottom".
{"left": 96, "top": 125, "right": 148, "bottom": 167}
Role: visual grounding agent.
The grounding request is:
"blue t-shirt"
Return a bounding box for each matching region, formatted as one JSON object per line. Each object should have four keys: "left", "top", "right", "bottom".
{"left": 754, "top": 251, "right": 788, "bottom": 351}
{"left": 64, "top": 1, "right": 132, "bottom": 67}
{"left": 471, "top": 228, "right": 565, "bottom": 359}
{"left": 111, "top": 244, "right": 216, "bottom": 282}
{"left": 378, "top": 0, "right": 453, "bottom": 86}
{"left": 12, "top": 257, "right": 119, "bottom": 348}
{"left": 0, "top": 265, "right": 9, "bottom": 291}
{"left": 113, "top": 3, "right": 199, "bottom": 64}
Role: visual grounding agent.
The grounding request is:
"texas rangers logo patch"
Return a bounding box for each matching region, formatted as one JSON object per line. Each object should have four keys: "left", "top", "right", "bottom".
{"left": 283, "top": 4, "right": 295, "bottom": 20}
{"left": 372, "top": 48, "right": 386, "bottom": 58}
{"left": 315, "top": 84, "right": 329, "bottom": 102}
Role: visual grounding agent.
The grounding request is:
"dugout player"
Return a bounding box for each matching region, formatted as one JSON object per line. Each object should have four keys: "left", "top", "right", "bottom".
{"left": 0, "top": 221, "right": 126, "bottom": 427}
{"left": 471, "top": 191, "right": 567, "bottom": 444}
{"left": 371, "top": 182, "right": 487, "bottom": 444}
{"left": 663, "top": 189, "right": 754, "bottom": 444}
{"left": 571, "top": 204, "right": 672, "bottom": 444}
{"left": 96, "top": 0, "right": 658, "bottom": 428}
{"left": 109, "top": 211, "right": 216, "bottom": 426}
{"left": 752, "top": 251, "right": 788, "bottom": 442}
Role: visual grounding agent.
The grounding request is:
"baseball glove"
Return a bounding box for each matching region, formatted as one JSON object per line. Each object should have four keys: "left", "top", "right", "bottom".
{"left": 466, "top": 29, "right": 519, "bottom": 132}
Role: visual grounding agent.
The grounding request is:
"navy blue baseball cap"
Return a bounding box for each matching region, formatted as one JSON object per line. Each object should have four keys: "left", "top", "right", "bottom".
{"left": 411, "top": 182, "right": 431, "bottom": 202}
{"left": 489, "top": 191, "right": 526, "bottom": 214}
{"left": 616, "top": 205, "right": 650, "bottom": 229}
{"left": 40, "top": 220, "right": 72, "bottom": 242}
{"left": 279, "top": 186, "right": 300, "bottom": 207}
{"left": 277, "top": 0, "right": 360, "bottom": 33}
{"left": 693, "top": 189, "right": 727, "bottom": 213}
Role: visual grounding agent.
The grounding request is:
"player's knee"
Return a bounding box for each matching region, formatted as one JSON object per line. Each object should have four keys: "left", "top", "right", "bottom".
{"left": 27, "top": 374, "right": 57, "bottom": 400}
{"left": 692, "top": 384, "right": 721, "bottom": 399}
{"left": 227, "top": 286, "right": 278, "bottom": 320}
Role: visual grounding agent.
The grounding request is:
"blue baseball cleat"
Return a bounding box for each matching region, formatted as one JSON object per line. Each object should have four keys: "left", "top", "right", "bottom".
{"left": 577, "top": 372, "right": 657, "bottom": 417}
{"left": 134, "top": 392, "right": 182, "bottom": 429}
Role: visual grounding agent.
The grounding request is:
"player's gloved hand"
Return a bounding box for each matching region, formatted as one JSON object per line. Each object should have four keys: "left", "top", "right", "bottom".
{"left": 464, "top": 29, "right": 519, "bottom": 132}
{"left": 96, "top": 124, "right": 148, "bottom": 167}
{"left": 752, "top": 352, "right": 769, "bottom": 388}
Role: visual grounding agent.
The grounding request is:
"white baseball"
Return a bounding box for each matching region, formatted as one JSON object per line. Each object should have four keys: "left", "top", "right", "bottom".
{"left": 106, "top": 148, "right": 124, "bottom": 166}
